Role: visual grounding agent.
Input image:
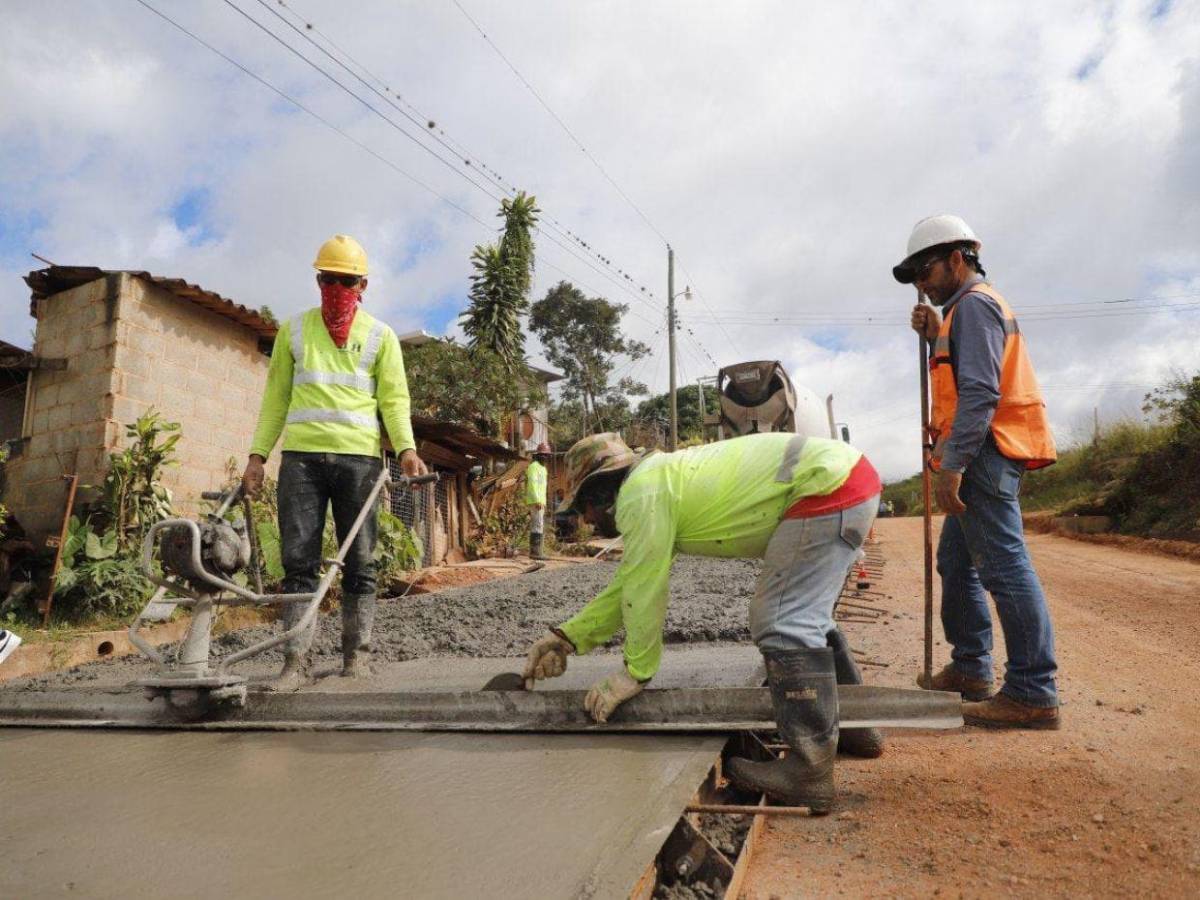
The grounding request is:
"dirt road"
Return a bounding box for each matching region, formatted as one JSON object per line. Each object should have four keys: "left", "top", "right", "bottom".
{"left": 744, "top": 516, "right": 1200, "bottom": 898}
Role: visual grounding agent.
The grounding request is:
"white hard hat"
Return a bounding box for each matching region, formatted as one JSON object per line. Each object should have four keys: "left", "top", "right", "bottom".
{"left": 893, "top": 214, "right": 980, "bottom": 283}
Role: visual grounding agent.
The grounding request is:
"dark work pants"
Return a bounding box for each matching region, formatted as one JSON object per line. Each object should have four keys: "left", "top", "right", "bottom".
{"left": 278, "top": 451, "right": 382, "bottom": 656}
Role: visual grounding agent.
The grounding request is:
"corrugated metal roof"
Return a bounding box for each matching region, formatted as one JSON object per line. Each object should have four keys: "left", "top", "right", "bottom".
{"left": 24, "top": 266, "right": 279, "bottom": 341}
{"left": 412, "top": 414, "right": 521, "bottom": 461}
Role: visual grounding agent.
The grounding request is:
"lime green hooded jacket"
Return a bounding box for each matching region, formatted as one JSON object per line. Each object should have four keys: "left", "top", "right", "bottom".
{"left": 559, "top": 433, "right": 862, "bottom": 680}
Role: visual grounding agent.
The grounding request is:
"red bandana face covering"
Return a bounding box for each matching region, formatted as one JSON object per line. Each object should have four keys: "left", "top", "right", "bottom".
{"left": 319, "top": 282, "right": 361, "bottom": 348}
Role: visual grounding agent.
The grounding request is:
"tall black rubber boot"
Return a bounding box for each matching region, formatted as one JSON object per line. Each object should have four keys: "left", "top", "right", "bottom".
{"left": 828, "top": 628, "right": 885, "bottom": 758}
{"left": 725, "top": 647, "right": 839, "bottom": 813}
{"left": 530, "top": 533, "right": 546, "bottom": 560}
{"left": 341, "top": 593, "right": 375, "bottom": 678}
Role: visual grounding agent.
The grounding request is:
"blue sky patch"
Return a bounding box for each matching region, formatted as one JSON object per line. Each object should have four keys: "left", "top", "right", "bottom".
{"left": 0, "top": 208, "right": 47, "bottom": 269}
{"left": 1075, "top": 50, "right": 1104, "bottom": 81}
{"left": 171, "top": 187, "right": 217, "bottom": 245}
{"left": 1149, "top": 0, "right": 1173, "bottom": 20}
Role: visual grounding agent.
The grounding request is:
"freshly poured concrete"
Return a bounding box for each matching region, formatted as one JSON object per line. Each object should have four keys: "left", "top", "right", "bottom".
{"left": 0, "top": 646, "right": 763, "bottom": 899}
{"left": 1, "top": 729, "right": 719, "bottom": 899}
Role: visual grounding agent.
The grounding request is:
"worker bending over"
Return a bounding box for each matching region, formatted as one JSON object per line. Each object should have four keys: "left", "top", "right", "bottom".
{"left": 525, "top": 442, "right": 551, "bottom": 560}
{"left": 243, "top": 234, "right": 426, "bottom": 690}
{"left": 523, "top": 432, "right": 883, "bottom": 813}
{"left": 896, "top": 214, "right": 1060, "bottom": 729}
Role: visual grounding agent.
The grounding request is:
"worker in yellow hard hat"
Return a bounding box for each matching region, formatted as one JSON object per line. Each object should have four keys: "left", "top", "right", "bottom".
{"left": 243, "top": 234, "right": 427, "bottom": 690}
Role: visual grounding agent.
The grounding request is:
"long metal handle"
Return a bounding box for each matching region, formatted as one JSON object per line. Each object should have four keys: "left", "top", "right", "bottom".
{"left": 217, "top": 467, "right": 438, "bottom": 672}
{"left": 917, "top": 288, "right": 934, "bottom": 687}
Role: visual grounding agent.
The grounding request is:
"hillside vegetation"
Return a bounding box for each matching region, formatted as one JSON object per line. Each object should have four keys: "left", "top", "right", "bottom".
{"left": 882, "top": 374, "right": 1200, "bottom": 541}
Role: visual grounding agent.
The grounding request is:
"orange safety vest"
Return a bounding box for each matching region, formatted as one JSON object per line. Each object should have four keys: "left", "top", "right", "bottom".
{"left": 928, "top": 282, "right": 1056, "bottom": 471}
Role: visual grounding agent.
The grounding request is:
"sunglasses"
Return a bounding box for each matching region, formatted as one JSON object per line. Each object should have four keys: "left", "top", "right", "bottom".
{"left": 910, "top": 252, "right": 948, "bottom": 282}
{"left": 318, "top": 272, "right": 362, "bottom": 287}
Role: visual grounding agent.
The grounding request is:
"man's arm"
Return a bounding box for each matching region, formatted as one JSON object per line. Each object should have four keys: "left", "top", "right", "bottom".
{"left": 940, "top": 294, "right": 1006, "bottom": 472}
{"left": 374, "top": 329, "right": 418, "bottom": 457}
{"left": 558, "top": 488, "right": 676, "bottom": 681}
{"left": 248, "top": 319, "right": 295, "bottom": 460}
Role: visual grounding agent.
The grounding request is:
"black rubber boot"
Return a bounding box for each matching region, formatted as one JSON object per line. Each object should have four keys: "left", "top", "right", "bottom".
{"left": 828, "top": 628, "right": 885, "bottom": 759}
{"left": 268, "top": 652, "right": 307, "bottom": 693}
{"left": 725, "top": 647, "right": 839, "bottom": 813}
{"left": 341, "top": 593, "right": 374, "bottom": 678}
{"left": 530, "top": 533, "right": 546, "bottom": 560}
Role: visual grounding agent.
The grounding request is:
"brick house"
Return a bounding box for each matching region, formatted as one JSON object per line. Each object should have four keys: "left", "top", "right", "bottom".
{"left": 2, "top": 267, "right": 278, "bottom": 543}
{"left": 2, "top": 266, "right": 551, "bottom": 564}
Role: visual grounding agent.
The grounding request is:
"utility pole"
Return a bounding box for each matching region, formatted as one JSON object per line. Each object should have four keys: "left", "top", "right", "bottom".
{"left": 667, "top": 245, "right": 678, "bottom": 451}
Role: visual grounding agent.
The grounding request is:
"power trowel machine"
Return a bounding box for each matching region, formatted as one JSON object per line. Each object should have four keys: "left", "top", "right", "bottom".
{"left": 128, "top": 466, "right": 437, "bottom": 710}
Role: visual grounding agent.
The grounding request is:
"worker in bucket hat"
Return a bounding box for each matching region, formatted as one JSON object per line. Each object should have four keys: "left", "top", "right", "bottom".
{"left": 522, "top": 430, "right": 884, "bottom": 813}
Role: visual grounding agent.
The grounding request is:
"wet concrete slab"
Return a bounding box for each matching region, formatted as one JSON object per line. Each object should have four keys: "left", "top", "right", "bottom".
{"left": 0, "top": 647, "right": 763, "bottom": 900}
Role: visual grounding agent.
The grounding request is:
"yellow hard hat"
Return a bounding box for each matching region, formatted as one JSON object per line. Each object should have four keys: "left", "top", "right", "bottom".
{"left": 313, "top": 234, "right": 368, "bottom": 276}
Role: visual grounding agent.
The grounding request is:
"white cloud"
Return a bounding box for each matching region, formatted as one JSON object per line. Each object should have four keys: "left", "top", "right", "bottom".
{"left": 1, "top": 0, "right": 1198, "bottom": 479}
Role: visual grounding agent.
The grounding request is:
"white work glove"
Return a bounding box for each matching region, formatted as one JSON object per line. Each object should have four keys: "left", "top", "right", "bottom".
{"left": 584, "top": 666, "right": 645, "bottom": 724}
{"left": 522, "top": 630, "right": 575, "bottom": 689}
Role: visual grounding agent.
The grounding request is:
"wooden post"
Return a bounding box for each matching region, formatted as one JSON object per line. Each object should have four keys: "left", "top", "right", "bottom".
{"left": 42, "top": 473, "right": 79, "bottom": 626}
{"left": 917, "top": 289, "right": 934, "bottom": 688}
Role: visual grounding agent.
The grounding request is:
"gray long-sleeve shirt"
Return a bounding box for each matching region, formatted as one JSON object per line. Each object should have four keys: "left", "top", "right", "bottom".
{"left": 934, "top": 276, "right": 1006, "bottom": 473}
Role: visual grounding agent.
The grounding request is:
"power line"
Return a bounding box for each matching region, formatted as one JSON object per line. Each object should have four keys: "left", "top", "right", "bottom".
{"left": 132, "top": 0, "right": 490, "bottom": 228}
{"left": 138, "top": 0, "right": 667, "bottom": 327}
{"left": 451, "top": 0, "right": 670, "bottom": 247}
{"left": 257, "top": 0, "right": 667, "bottom": 314}
{"left": 673, "top": 256, "right": 747, "bottom": 359}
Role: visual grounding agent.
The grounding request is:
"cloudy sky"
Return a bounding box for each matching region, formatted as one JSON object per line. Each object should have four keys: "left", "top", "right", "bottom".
{"left": 2, "top": 0, "right": 1197, "bottom": 479}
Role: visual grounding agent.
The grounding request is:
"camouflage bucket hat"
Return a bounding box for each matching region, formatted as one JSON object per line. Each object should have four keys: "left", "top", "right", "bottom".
{"left": 557, "top": 432, "right": 637, "bottom": 514}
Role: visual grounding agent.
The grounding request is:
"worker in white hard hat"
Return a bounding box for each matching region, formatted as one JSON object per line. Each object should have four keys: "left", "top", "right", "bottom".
{"left": 243, "top": 234, "right": 427, "bottom": 690}
{"left": 525, "top": 442, "right": 552, "bottom": 560}
{"left": 895, "top": 215, "right": 1060, "bottom": 729}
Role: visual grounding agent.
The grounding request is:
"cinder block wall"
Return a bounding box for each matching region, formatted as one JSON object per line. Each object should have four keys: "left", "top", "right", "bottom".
{"left": 3, "top": 277, "right": 119, "bottom": 540}
{"left": 3, "top": 273, "right": 275, "bottom": 544}
{"left": 109, "top": 276, "right": 272, "bottom": 514}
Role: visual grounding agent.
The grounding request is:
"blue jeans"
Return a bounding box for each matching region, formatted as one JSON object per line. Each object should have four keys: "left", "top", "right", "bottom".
{"left": 938, "top": 437, "right": 1059, "bottom": 707}
{"left": 750, "top": 496, "right": 880, "bottom": 651}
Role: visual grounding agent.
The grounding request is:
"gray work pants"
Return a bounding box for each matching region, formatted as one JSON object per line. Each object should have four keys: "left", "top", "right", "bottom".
{"left": 750, "top": 496, "right": 880, "bottom": 651}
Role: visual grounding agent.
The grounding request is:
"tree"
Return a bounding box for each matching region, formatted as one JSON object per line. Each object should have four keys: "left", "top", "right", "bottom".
{"left": 636, "top": 384, "right": 721, "bottom": 444}
{"left": 499, "top": 191, "right": 539, "bottom": 300}
{"left": 530, "top": 281, "right": 650, "bottom": 434}
{"left": 406, "top": 339, "right": 545, "bottom": 437}
{"left": 460, "top": 191, "right": 539, "bottom": 368}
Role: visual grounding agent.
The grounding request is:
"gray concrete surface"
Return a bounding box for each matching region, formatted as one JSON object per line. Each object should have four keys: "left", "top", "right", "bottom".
{"left": 0, "top": 559, "right": 767, "bottom": 900}
{"left": 8, "top": 556, "right": 760, "bottom": 692}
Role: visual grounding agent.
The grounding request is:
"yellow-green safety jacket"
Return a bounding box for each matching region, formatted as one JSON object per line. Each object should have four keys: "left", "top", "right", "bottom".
{"left": 249, "top": 308, "right": 416, "bottom": 459}
{"left": 524, "top": 460, "right": 548, "bottom": 507}
{"left": 559, "top": 433, "right": 862, "bottom": 681}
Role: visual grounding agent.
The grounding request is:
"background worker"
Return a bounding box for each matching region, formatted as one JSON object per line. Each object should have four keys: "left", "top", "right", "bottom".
{"left": 242, "top": 234, "right": 427, "bottom": 690}
{"left": 522, "top": 431, "right": 884, "bottom": 813}
{"left": 895, "top": 214, "right": 1060, "bottom": 729}
{"left": 525, "top": 442, "right": 551, "bottom": 560}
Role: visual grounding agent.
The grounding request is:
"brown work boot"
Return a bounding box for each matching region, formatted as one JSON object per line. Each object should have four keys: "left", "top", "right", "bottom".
{"left": 916, "top": 664, "right": 994, "bottom": 702}
{"left": 963, "top": 693, "right": 1061, "bottom": 730}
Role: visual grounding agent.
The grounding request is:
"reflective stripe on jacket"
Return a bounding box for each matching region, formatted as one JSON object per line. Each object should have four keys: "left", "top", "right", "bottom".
{"left": 249, "top": 308, "right": 416, "bottom": 458}
{"left": 524, "top": 460, "right": 548, "bottom": 506}
{"left": 558, "top": 433, "right": 864, "bottom": 680}
{"left": 929, "top": 283, "right": 1056, "bottom": 471}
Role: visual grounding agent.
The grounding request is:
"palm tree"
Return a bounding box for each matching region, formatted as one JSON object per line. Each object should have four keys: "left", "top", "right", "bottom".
{"left": 498, "top": 191, "right": 539, "bottom": 301}
{"left": 460, "top": 191, "right": 539, "bottom": 369}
